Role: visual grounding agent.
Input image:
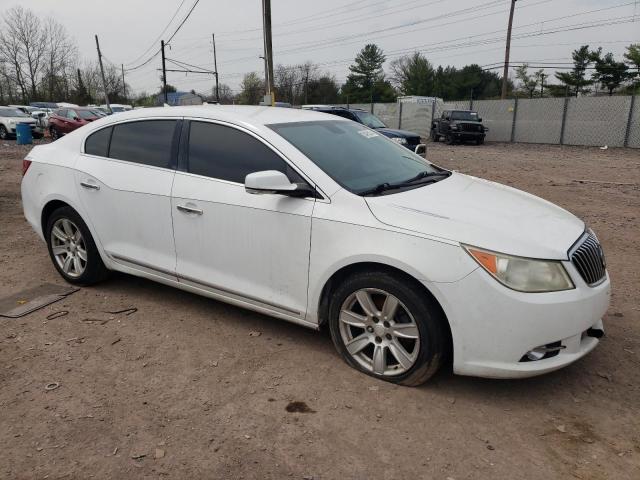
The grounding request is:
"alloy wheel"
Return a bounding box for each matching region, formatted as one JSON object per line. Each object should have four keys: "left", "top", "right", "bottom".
{"left": 50, "top": 218, "right": 87, "bottom": 278}
{"left": 338, "top": 288, "right": 420, "bottom": 376}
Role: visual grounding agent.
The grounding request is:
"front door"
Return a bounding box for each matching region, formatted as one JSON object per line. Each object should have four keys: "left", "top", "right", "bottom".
{"left": 75, "top": 119, "right": 180, "bottom": 276}
{"left": 171, "top": 120, "right": 314, "bottom": 318}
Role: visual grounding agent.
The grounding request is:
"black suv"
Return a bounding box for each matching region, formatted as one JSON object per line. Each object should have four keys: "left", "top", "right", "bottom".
{"left": 431, "top": 110, "right": 487, "bottom": 145}
{"left": 304, "top": 106, "right": 425, "bottom": 155}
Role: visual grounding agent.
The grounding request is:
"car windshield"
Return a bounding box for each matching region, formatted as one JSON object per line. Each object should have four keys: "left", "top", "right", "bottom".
{"left": 451, "top": 111, "right": 479, "bottom": 121}
{"left": 0, "top": 108, "right": 28, "bottom": 117}
{"left": 77, "top": 110, "right": 97, "bottom": 119}
{"left": 353, "top": 111, "right": 386, "bottom": 129}
{"left": 269, "top": 120, "right": 441, "bottom": 194}
{"left": 111, "top": 106, "right": 125, "bottom": 112}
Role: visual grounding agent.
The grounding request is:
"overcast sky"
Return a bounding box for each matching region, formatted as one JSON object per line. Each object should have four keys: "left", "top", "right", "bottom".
{"left": 1, "top": 0, "right": 638, "bottom": 96}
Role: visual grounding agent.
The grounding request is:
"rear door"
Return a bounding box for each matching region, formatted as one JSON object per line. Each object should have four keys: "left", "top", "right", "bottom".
{"left": 171, "top": 120, "right": 315, "bottom": 318}
{"left": 74, "top": 119, "right": 181, "bottom": 277}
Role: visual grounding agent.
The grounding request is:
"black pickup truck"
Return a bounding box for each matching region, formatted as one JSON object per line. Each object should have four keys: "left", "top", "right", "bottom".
{"left": 431, "top": 110, "right": 487, "bottom": 145}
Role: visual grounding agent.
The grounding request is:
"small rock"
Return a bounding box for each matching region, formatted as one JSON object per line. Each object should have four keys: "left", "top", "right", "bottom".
{"left": 303, "top": 476, "right": 314, "bottom": 480}
{"left": 556, "top": 425, "right": 566, "bottom": 433}
{"left": 244, "top": 435, "right": 251, "bottom": 439}
{"left": 596, "top": 371, "right": 612, "bottom": 382}
{"left": 582, "top": 437, "right": 595, "bottom": 444}
{"left": 368, "top": 386, "right": 379, "bottom": 391}
{"left": 612, "top": 312, "right": 623, "bottom": 317}
{"left": 131, "top": 453, "right": 146, "bottom": 460}
{"left": 448, "top": 397, "right": 456, "bottom": 404}
{"left": 487, "top": 444, "right": 495, "bottom": 450}
{"left": 249, "top": 331, "right": 261, "bottom": 337}
{"left": 155, "top": 448, "right": 165, "bottom": 459}
{"left": 211, "top": 361, "right": 218, "bottom": 367}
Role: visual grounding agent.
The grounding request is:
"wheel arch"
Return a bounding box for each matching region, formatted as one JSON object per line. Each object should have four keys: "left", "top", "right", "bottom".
{"left": 315, "top": 261, "right": 453, "bottom": 361}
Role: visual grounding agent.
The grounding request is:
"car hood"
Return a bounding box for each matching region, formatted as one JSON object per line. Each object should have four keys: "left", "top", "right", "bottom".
{"left": 364, "top": 172, "right": 584, "bottom": 260}
{"left": 375, "top": 127, "right": 420, "bottom": 139}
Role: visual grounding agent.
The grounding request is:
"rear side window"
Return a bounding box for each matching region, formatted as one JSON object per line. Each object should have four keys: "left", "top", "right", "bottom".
{"left": 85, "top": 126, "right": 112, "bottom": 157}
{"left": 109, "top": 120, "right": 176, "bottom": 168}
{"left": 188, "top": 121, "right": 296, "bottom": 183}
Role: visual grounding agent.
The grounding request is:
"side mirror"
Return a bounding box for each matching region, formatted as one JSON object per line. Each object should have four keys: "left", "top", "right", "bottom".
{"left": 245, "top": 170, "right": 316, "bottom": 198}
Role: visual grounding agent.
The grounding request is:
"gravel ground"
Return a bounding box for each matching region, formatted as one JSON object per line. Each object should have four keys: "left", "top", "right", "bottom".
{"left": 0, "top": 139, "right": 639, "bottom": 480}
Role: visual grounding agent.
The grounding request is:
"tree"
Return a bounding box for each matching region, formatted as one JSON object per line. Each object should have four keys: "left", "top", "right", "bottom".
{"left": 71, "top": 68, "right": 91, "bottom": 105}
{"left": 342, "top": 44, "right": 395, "bottom": 102}
{"left": 624, "top": 43, "right": 640, "bottom": 91}
{"left": 306, "top": 75, "right": 340, "bottom": 104}
{"left": 390, "top": 52, "right": 435, "bottom": 96}
{"left": 515, "top": 64, "right": 543, "bottom": 98}
{"left": 214, "top": 83, "right": 234, "bottom": 104}
{"left": 555, "top": 45, "right": 598, "bottom": 96}
{"left": 592, "top": 52, "right": 629, "bottom": 95}
{"left": 237, "top": 72, "right": 264, "bottom": 105}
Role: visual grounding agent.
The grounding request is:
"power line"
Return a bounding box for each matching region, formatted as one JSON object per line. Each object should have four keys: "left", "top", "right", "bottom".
{"left": 124, "top": 0, "right": 188, "bottom": 67}
{"left": 166, "top": 0, "right": 201, "bottom": 45}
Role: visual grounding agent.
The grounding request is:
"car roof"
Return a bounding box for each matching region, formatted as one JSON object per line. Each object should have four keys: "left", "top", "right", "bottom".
{"left": 95, "top": 105, "right": 347, "bottom": 126}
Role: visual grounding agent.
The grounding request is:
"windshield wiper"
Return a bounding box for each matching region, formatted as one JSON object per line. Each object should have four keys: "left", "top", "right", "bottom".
{"left": 403, "top": 169, "right": 451, "bottom": 183}
{"left": 359, "top": 170, "right": 451, "bottom": 197}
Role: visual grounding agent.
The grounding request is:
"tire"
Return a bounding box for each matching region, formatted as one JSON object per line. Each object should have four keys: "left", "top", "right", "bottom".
{"left": 328, "top": 270, "right": 446, "bottom": 386}
{"left": 445, "top": 133, "right": 455, "bottom": 145}
{"left": 45, "top": 206, "right": 109, "bottom": 286}
{"left": 476, "top": 137, "right": 485, "bottom": 145}
{"left": 430, "top": 128, "right": 438, "bottom": 142}
{"left": 0, "top": 125, "right": 8, "bottom": 140}
{"left": 50, "top": 126, "right": 60, "bottom": 141}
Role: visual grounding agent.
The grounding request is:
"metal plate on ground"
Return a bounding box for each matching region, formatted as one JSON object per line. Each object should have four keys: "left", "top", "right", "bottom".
{"left": 0, "top": 284, "right": 79, "bottom": 318}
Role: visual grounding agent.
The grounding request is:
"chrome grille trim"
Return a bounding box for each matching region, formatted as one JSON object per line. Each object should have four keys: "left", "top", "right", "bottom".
{"left": 569, "top": 232, "right": 606, "bottom": 286}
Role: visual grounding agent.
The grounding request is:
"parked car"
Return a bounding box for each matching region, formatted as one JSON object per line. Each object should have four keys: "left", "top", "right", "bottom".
{"left": 302, "top": 105, "right": 425, "bottom": 155}
{"left": 21, "top": 106, "right": 609, "bottom": 386}
{"left": 0, "top": 106, "right": 43, "bottom": 139}
{"left": 9, "top": 104, "right": 50, "bottom": 129}
{"left": 48, "top": 107, "right": 101, "bottom": 140}
{"left": 431, "top": 110, "right": 488, "bottom": 145}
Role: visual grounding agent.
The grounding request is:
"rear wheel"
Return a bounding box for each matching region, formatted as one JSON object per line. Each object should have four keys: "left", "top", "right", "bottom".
{"left": 430, "top": 128, "right": 438, "bottom": 142}
{"left": 0, "top": 125, "right": 8, "bottom": 140}
{"left": 45, "top": 206, "right": 109, "bottom": 285}
{"left": 50, "top": 126, "right": 60, "bottom": 140}
{"left": 328, "top": 271, "right": 446, "bottom": 386}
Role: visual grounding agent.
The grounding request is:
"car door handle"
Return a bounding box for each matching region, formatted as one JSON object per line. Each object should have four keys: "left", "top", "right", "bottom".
{"left": 176, "top": 204, "right": 203, "bottom": 215}
{"left": 80, "top": 181, "right": 100, "bottom": 190}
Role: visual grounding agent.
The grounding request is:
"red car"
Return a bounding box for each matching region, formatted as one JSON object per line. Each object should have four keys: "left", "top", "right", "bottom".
{"left": 49, "top": 108, "right": 100, "bottom": 140}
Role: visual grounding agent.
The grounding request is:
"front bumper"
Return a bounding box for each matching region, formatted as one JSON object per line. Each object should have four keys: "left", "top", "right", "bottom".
{"left": 429, "top": 262, "right": 611, "bottom": 379}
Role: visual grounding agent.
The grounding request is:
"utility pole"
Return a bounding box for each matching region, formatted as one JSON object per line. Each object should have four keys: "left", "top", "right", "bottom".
{"left": 540, "top": 72, "right": 546, "bottom": 97}
{"left": 161, "top": 40, "right": 168, "bottom": 104}
{"left": 212, "top": 33, "right": 219, "bottom": 103}
{"left": 501, "top": 0, "right": 517, "bottom": 99}
{"left": 262, "top": 0, "right": 275, "bottom": 105}
{"left": 95, "top": 35, "right": 111, "bottom": 112}
{"left": 121, "top": 64, "right": 127, "bottom": 102}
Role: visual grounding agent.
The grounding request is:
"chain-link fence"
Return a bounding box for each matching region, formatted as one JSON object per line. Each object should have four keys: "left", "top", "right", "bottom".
{"left": 325, "top": 96, "right": 639, "bottom": 147}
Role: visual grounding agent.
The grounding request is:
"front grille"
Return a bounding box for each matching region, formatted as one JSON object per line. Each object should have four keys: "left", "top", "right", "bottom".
{"left": 570, "top": 232, "right": 606, "bottom": 286}
{"left": 460, "top": 123, "right": 482, "bottom": 132}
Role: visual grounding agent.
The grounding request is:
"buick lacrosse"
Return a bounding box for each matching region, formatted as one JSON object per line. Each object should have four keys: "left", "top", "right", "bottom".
{"left": 21, "top": 106, "right": 610, "bottom": 385}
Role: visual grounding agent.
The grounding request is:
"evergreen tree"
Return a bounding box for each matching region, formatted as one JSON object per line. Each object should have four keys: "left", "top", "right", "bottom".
{"left": 342, "top": 44, "right": 395, "bottom": 103}
{"left": 592, "top": 52, "right": 629, "bottom": 95}
{"left": 555, "top": 45, "right": 598, "bottom": 96}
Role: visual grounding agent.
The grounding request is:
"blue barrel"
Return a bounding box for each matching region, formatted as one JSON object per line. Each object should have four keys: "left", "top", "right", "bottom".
{"left": 16, "top": 122, "right": 33, "bottom": 145}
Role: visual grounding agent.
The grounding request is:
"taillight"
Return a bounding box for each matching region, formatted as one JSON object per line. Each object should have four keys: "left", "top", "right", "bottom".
{"left": 22, "top": 159, "right": 32, "bottom": 176}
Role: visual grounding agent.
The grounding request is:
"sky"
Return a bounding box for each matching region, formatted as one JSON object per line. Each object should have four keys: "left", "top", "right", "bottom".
{"left": 1, "top": 0, "right": 638, "bottom": 97}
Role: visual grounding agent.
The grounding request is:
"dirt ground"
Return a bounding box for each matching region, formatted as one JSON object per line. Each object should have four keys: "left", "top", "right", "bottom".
{"left": 1, "top": 139, "right": 639, "bottom": 480}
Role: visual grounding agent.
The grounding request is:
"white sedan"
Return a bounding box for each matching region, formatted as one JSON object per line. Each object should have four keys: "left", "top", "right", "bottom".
{"left": 21, "top": 106, "right": 610, "bottom": 385}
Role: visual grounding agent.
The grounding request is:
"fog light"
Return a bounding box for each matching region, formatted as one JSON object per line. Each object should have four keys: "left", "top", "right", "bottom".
{"left": 520, "top": 342, "right": 565, "bottom": 362}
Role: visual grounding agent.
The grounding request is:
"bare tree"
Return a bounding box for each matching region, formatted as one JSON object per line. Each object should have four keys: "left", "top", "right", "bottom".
{"left": 42, "top": 17, "right": 77, "bottom": 101}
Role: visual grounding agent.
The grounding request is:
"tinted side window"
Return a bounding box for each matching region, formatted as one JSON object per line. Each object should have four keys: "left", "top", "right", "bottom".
{"left": 66, "top": 110, "right": 77, "bottom": 119}
{"left": 85, "top": 126, "right": 112, "bottom": 157}
{"left": 188, "top": 121, "right": 297, "bottom": 183}
{"left": 56, "top": 109, "right": 67, "bottom": 118}
{"left": 109, "top": 120, "right": 176, "bottom": 168}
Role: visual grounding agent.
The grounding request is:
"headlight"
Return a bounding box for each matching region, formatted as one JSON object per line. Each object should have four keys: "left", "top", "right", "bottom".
{"left": 390, "top": 137, "right": 407, "bottom": 145}
{"left": 464, "top": 245, "right": 574, "bottom": 292}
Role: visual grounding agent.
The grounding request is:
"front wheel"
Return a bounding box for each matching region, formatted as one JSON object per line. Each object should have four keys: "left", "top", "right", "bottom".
{"left": 476, "top": 137, "right": 485, "bottom": 145}
{"left": 0, "top": 125, "right": 8, "bottom": 140}
{"left": 329, "top": 271, "right": 446, "bottom": 386}
{"left": 430, "top": 129, "right": 438, "bottom": 142}
{"left": 445, "top": 133, "right": 455, "bottom": 145}
{"left": 45, "top": 206, "right": 109, "bottom": 285}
